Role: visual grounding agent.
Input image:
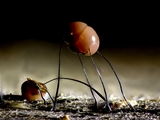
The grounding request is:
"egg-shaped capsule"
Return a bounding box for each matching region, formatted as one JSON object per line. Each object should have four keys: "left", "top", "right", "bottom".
{"left": 65, "top": 22, "right": 100, "bottom": 56}
{"left": 21, "top": 78, "right": 49, "bottom": 101}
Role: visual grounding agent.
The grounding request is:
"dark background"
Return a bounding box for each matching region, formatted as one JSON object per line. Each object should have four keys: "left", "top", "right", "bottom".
{"left": 1, "top": 2, "right": 159, "bottom": 48}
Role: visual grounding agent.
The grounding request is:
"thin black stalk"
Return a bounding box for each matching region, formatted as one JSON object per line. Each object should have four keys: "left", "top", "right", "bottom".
{"left": 36, "top": 84, "right": 55, "bottom": 106}
{"left": 90, "top": 54, "right": 111, "bottom": 111}
{"left": 97, "top": 51, "right": 135, "bottom": 111}
{"left": 44, "top": 77, "right": 105, "bottom": 101}
{"left": 78, "top": 54, "right": 98, "bottom": 108}
{"left": 37, "top": 86, "right": 46, "bottom": 105}
{"left": 52, "top": 42, "right": 63, "bottom": 111}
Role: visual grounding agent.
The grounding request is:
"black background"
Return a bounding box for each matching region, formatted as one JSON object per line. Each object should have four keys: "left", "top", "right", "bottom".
{"left": 1, "top": 2, "right": 159, "bottom": 48}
